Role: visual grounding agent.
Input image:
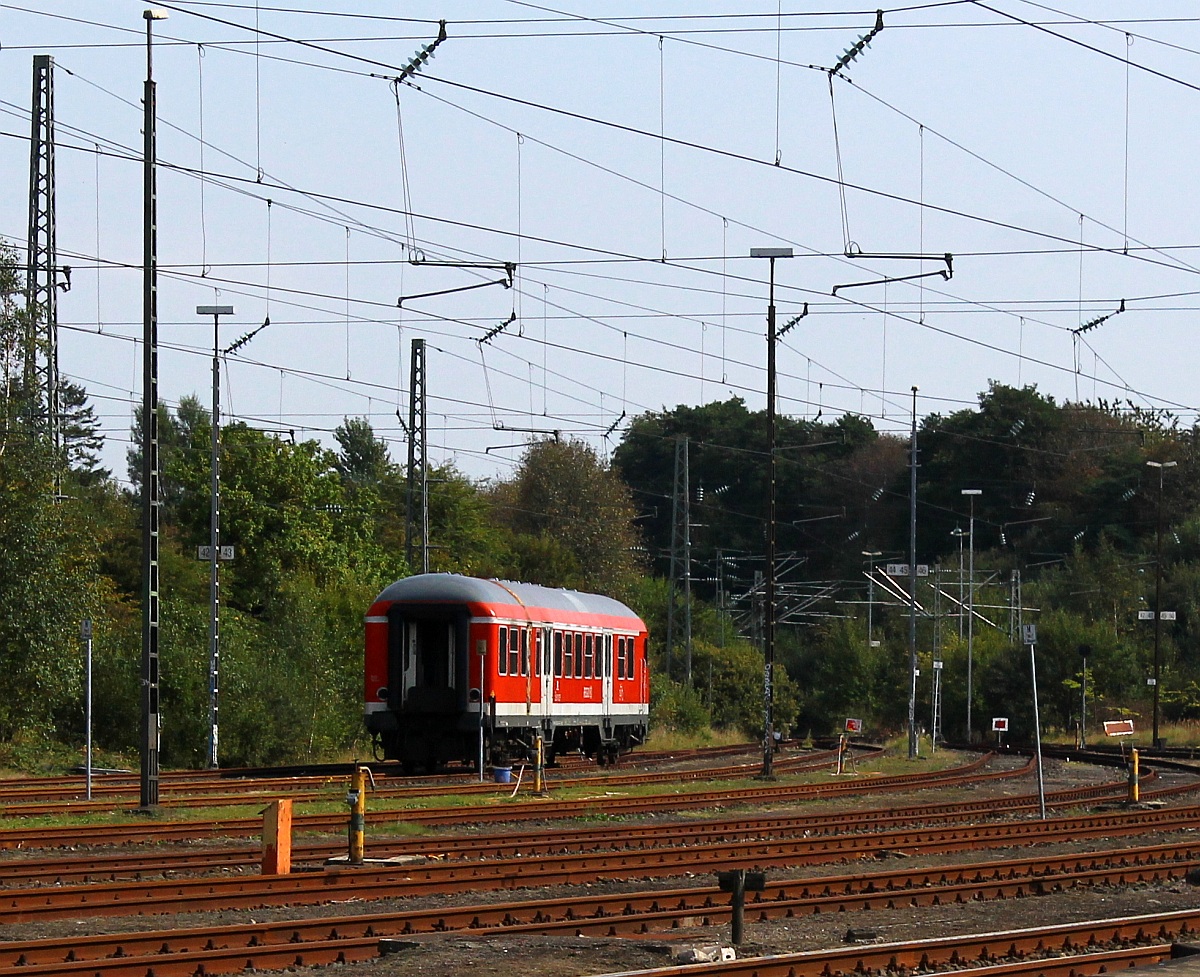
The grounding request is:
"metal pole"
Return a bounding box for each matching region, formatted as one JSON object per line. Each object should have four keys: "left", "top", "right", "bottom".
{"left": 907, "top": 387, "right": 918, "bottom": 759}
{"left": 763, "top": 255, "right": 777, "bottom": 778}
{"left": 866, "top": 556, "right": 876, "bottom": 649}
{"left": 931, "top": 661, "right": 942, "bottom": 753}
{"left": 198, "top": 305, "right": 233, "bottom": 769}
{"left": 750, "top": 247, "right": 792, "bottom": 779}
{"left": 140, "top": 7, "right": 167, "bottom": 810}
{"left": 683, "top": 438, "right": 692, "bottom": 687}
{"left": 1029, "top": 637, "right": 1047, "bottom": 819}
{"left": 210, "top": 319, "right": 220, "bottom": 768}
{"left": 1081, "top": 653, "right": 1087, "bottom": 748}
{"left": 957, "top": 529, "right": 964, "bottom": 640}
{"left": 967, "top": 498, "right": 975, "bottom": 742}
{"left": 962, "top": 489, "right": 981, "bottom": 742}
{"left": 1150, "top": 462, "right": 1171, "bottom": 749}
{"left": 83, "top": 620, "right": 92, "bottom": 801}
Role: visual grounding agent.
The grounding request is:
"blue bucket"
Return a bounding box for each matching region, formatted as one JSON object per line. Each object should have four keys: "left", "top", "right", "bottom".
{"left": 493, "top": 766, "right": 512, "bottom": 784}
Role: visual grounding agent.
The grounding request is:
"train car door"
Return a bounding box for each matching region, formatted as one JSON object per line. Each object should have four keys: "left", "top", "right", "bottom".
{"left": 539, "top": 627, "right": 553, "bottom": 715}
{"left": 389, "top": 605, "right": 457, "bottom": 713}
{"left": 601, "top": 633, "right": 614, "bottom": 724}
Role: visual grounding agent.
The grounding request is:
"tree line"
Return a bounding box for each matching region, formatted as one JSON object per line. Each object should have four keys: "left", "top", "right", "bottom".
{"left": 4, "top": 238, "right": 1198, "bottom": 765}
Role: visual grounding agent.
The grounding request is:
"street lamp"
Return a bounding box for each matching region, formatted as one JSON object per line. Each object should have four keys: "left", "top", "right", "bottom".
{"left": 140, "top": 5, "right": 168, "bottom": 811}
{"left": 198, "top": 304, "right": 234, "bottom": 769}
{"left": 750, "top": 246, "right": 793, "bottom": 778}
{"left": 962, "top": 489, "right": 982, "bottom": 741}
{"left": 1147, "top": 459, "right": 1177, "bottom": 748}
{"left": 863, "top": 551, "right": 881, "bottom": 650}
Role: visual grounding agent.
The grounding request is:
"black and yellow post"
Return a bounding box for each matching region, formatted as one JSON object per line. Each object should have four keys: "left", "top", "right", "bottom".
{"left": 347, "top": 763, "right": 369, "bottom": 865}
{"left": 1129, "top": 748, "right": 1140, "bottom": 804}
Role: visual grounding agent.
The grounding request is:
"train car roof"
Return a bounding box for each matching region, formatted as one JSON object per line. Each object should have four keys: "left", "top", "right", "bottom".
{"left": 373, "top": 573, "right": 644, "bottom": 624}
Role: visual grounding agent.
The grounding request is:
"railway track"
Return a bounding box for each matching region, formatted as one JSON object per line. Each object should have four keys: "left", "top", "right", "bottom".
{"left": 0, "top": 746, "right": 855, "bottom": 818}
{"left": 0, "top": 752, "right": 1191, "bottom": 977}
{"left": 2, "top": 787, "right": 1195, "bottom": 923}
{"left": 0, "top": 839, "right": 1197, "bottom": 976}
{"left": 0, "top": 767, "right": 1148, "bottom": 885}
{"left": 0, "top": 741, "right": 799, "bottom": 806}
{"left": 0, "top": 750, "right": 1003, "bottom": 848}
{"left": 590, "top": 910, "right": 1200, "bottom": 977}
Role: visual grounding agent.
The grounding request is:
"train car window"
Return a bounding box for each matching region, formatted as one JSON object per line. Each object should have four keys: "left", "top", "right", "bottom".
{"left": 543, "top": 629, "right": 551, "bottom": 675}
{"left": 583, "top": 633, "right": 594, "bottom": 679}
{"left": 509, "top": 629, "right": 523, "bottom": 676}
{"left": 615, "top": 636, "right": 625, "bottom": 679}
{"left": 520, "top": 628, "right": 530, "bottom": 677}
{"left": 554, "top": 631, "right": 563, "bottom": 677}
{"left": 574, "top": 632, "right": 584, "bottom": 678}
{"left": 498, "top": 626, "right": 508, "bottom": 676}
{"left": 563, "top": 632, "right": 573, "bottom": 678}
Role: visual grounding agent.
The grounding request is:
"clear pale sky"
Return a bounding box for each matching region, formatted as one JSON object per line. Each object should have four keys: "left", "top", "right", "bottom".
{"left": 4, "top": 2, "right": 1199, "bottom": 486}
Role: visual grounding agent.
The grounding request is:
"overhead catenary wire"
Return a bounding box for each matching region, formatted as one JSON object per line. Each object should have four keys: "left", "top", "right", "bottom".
{"left": 9, "top": 4, "right": 1200, "bottom": 474}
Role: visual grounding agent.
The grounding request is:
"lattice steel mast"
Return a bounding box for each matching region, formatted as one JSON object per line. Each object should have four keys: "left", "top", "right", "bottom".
{"left": 25, "top": 54, "right": 62, "bottom": 463}
{"left": 405, "top": 338, "right": 428, "bottom": 573}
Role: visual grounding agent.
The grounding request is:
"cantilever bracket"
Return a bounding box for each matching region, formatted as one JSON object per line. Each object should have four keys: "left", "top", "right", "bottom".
{"left": 832, "top": 253, "right": 953, "bottom": 296}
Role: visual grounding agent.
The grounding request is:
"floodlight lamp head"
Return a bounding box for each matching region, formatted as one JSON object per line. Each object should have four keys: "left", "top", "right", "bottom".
{"left": 144, "top": 8, "right": 169, "bottom": 20}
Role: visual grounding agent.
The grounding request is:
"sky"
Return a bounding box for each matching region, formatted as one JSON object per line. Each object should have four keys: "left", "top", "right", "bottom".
{"left": 4, "top": 2, "right": 1200, "bottom": 490}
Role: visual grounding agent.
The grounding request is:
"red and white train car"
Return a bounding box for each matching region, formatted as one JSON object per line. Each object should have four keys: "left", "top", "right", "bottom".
{"left": 364, "top": 573, "right": 649, "bottom": 770}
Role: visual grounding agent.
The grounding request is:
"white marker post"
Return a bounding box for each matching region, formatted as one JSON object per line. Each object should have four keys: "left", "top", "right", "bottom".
{"left": 1022, "top": 623, "right": 1046, "bottom": 819}
{"left": 81, "top": 619, "right": 93, "bottom": 800}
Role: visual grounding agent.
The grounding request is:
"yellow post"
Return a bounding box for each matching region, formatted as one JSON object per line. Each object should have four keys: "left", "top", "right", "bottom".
{"left": 348, "top": 764, "right": 367, "bottom": 865}
{"left": 262, "top": 798, "right": 292, "bottom": 875}
{"left": 1129, "top": 748, "right": 1140, "bottom": 803}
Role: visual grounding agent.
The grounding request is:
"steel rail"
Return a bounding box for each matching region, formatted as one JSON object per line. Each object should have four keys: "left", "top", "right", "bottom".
{"left": 0, "top": 771, "right": 1135, "bottom": 885}
{"left": 0, "top": 742, "right": 812, "bottom": 802}
{"left": 0, "top": 748, "right": 855, "bottom": 817}
{"left": 3, "top": 796, "right": 1198, "bottom": 923}
{"left": 0, "top": 752, "right": 1003, "bottom": 849}
{"left": 589, "top": 908, "right": 1200, "bottom": 977}
{"left": 0, "top": 846, "right": 1197, "bottom": 976}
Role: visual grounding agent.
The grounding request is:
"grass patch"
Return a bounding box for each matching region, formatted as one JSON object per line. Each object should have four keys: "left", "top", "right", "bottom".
{"left": 644, "top": 727, "right": 752, "bottom": 752}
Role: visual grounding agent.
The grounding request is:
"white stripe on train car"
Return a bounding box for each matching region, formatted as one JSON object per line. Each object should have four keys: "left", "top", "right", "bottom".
{"left": 486, "top": 701, "right": 645, "bottom": 718}
{"left": 365, "top": 616, "right": 388, "bottom": 623}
